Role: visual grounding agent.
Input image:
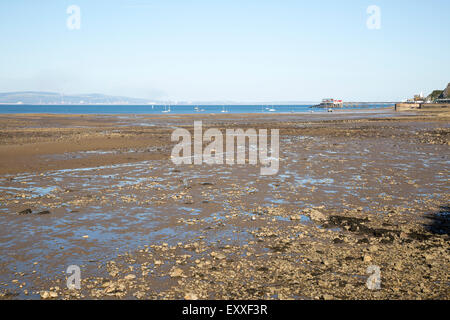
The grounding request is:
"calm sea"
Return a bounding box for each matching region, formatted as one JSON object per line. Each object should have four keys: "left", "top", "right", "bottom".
{"left": 0, "top": 104, "right": 392, "bottom": 114}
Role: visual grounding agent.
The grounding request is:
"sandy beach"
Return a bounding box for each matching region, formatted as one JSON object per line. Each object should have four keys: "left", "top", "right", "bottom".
{"left": 0, "top": 108, "right": 448, "bottom": 300}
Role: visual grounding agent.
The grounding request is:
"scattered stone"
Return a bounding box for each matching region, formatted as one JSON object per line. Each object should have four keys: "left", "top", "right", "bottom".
{"left": 40, "top": 291, "right": 58, "bottom": 299}
{"left": 305, "top": 208, "right": 327, "bottom": 222}
{"left": 124, "top": 274, "right": 136, "bottom": 281}
{"left": 210, "top": 252, "right": 226, "bottom": 260}
{"left": 169, "top": 267, "right": 184, "bottom": 278}
{"left": 104, "top": 283, "right": 126, "bottom": 294}
{"left": 133, "top": 291, "right": 146, "bottom": 299}
{"left": 107, "top": 261, "right": 119, "bottom": 277}
{"left": 184, "top": 292, "right": 199, "bottom": 300}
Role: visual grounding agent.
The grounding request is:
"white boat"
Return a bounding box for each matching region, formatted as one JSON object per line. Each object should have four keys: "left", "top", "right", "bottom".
{"left": 221, "top": 105, "right": 228, "bottom": 113}
{"left": 162, "top": 104, "right": 171, "bottom": 113}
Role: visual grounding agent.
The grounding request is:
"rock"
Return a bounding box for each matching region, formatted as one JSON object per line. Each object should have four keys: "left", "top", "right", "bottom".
{"left": 107, "top": 265, "right": 119, "bottom": 278}
{"left": 210, "top": 252, "right": 226, "bottom": 260}
{"left": 290, "top": 215, "right": 301, "bottom": 221}
{"left": 305, "top": 208, "right": 327, "bottom": 222}
{"left": 184, "top": 292, "right": 199, "bottom": 300}
{"left": 169, "top": 267, "right": 184, "bottom": 278}
{"left": 133, "top": 291, "right": 145, "bottom": 299}
{"left": 321, "top": 294, "right": 334, "bottom": 300}
{"left": 82, "top": 235, "right": 89, "bottom": 238}
{"left": 321, "top": 259, "right": 331, "bottom": 266}
{"left": 40, "top": 291, "right": 58, "bottom": 299}
{"left": 105, "top": 283, "right": 126, "bottom": 294}
{"left": 18, "top": 209, "right": 32, "bottom": 215}
{"left": 124, "top": 274, "right": 136, "bottom": 280}
{"left": 369, "top": 245, "right": 379, "bottom": 252}
{"left": 363, "top": 255, "right": 372, "bottom": 263}
{"left": 36, "top": 210, "right": 51, "bottom": 215}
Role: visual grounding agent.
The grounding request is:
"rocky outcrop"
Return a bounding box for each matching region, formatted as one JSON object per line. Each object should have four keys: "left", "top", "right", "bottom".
{"left": 441, "top": 83, "right": 450, "bottom": 99}
{"left": 426, "top": 83, "right": 449, "bottom": 101}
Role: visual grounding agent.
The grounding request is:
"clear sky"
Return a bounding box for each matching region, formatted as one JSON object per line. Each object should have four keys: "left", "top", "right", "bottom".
{"left": 0, "top": 0, "right": 449, "bottom": 102}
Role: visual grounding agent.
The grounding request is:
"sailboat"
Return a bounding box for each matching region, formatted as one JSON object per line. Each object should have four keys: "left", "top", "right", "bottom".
{"left": 162, "top": 104, "right": 171, "bottom": 113}
{"left": 221, "top": 105, "right": 228, "bottom": 113}
{"left": 267, "top": 105, "right": 276, "bottom": 112}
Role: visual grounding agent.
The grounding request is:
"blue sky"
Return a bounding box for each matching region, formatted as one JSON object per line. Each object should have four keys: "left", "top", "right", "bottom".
{"left": 0, "top": 0, "right": 449, "bottom": 102}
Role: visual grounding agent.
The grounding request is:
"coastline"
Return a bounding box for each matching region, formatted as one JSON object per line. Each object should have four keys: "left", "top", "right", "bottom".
{"left": 0, "top": 109, "right": 449, "bottom": 300}
{"left": 0, "top": 108, "right": 410, "bottom": 176}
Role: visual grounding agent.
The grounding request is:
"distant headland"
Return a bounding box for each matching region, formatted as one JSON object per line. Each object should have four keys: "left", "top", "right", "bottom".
{"left": 0, "top": 92, "right": 318, "bottom": 106}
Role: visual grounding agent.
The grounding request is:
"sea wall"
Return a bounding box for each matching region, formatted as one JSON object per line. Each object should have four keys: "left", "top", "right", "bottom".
{"left": 395, "top": 103, "right": 449, "bottom": 111}
{"left": 420, "top": 103, "right": 450, "bottom": 109}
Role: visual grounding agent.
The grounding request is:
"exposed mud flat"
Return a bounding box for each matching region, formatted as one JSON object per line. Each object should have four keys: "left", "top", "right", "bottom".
{"left": 0, "top": 110, "right": 448, "bottom": 300}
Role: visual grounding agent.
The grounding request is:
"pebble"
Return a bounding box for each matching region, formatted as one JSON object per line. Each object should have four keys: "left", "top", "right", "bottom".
{"left": 124, "top": 274, "right": 136, "bottom": 280}
{"left": 40, "top": 291, "right": 58, "bottom": 299}
{"left": 210, "top": 252, "right": 226, "bottom": 260}
{"left": 169, "top": 268, "right": 184, "bottom": 278}
{"left": 184, "top": 292, "right": 199, "bottom": 300}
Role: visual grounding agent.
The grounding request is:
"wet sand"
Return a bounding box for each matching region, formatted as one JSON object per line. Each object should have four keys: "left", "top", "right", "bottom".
{"left": 0, "top": 108, "right": 449, "bottom": 300}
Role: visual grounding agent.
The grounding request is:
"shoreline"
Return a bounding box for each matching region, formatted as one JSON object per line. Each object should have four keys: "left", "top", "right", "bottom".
{"left": 0, "top": 106, "right": 396, "bottom": 116}
{"left": 0, "top": 109, "right": 447, "bottom": 176}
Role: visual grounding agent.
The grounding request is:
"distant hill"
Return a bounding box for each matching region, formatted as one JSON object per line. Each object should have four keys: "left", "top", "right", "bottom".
{"left": 428, "top": 90, "right": 444, "bottom": 101}
{"left": 427, "top": 83, "right": 450, "bottom": 102}
{"left": 0, "top": 92, "right": 318, "bottom": 105}
{"left": 0, "top": 92, "right": 152, "bottom": 105}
